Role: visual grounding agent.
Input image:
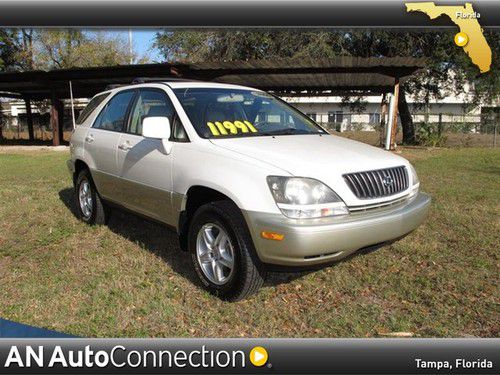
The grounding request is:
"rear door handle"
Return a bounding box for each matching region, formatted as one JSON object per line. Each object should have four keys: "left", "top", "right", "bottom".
{"left": 85, "top": 134, "right": 94, "bottom": 143}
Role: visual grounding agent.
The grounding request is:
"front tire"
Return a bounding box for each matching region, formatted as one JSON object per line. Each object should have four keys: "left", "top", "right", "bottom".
{"left": 188, "top": 201, "right": 266, "bottom": 301}
{"left": 74, "top": 169, "right": 108, "bottom": 225}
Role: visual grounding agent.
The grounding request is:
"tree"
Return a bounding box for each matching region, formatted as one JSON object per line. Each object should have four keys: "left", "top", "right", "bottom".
{"left": 0, "top": 29, "right": 21, "bottom": 71}
{"left": 30, "top": 30, "right": 139, "bottom": 69}
{"left": 16, "top": 29, "right": 35, "bottom": 70}
{"left": 155, "top": 30, "right": 342, "bottom": 62}
{"left": 1, "top": 29, "right": 148, "bottom": 71}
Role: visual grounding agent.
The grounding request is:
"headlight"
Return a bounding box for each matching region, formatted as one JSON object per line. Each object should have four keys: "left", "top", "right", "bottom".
{"left": 408, "top": 164, "right": 420, "bottom": 198}
{"left": 267, "top": 176, "right": 348, "bottom": 219}
{"left": 408, "top": 164, "right": 420, "bottom": 186}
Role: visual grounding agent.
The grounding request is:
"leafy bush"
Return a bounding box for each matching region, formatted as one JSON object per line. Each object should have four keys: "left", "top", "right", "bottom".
{"left": 416, "top": 122, "right": 447, "bottom": 147}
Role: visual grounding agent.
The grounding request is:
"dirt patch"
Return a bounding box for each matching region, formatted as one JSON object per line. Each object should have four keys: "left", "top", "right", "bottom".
{"left": 0, "top": 145, "right": 69, "bottom": 153}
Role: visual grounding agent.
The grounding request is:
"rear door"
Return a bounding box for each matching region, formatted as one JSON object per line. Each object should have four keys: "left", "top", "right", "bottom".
{"left": 84, "top": 89, "right": 136, "bottom": 200}
{"left": 115, "top": 88, "right": 179, "bottom": 225}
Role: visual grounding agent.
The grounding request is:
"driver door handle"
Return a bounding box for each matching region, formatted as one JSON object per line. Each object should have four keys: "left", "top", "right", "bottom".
{"left": 85, "top": 134, "right": 94, "bottom": 143}
{"left": 118, "top": 142, "right": 132, "bottom": 151}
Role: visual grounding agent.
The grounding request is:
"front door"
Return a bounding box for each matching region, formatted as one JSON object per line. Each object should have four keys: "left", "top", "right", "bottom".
{"left": 84, "top": 89, "right": 136, "bottom": 200}
{"left": 115, "top": 88, "right": 176, "bottom": 225}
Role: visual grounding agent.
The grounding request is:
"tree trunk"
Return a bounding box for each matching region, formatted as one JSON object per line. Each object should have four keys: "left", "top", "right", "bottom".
{"left": 398, "top": 84, "right": 416, "bottom": 145}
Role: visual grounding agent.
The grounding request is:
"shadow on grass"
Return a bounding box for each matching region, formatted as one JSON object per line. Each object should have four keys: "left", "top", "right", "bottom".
{"left": 58, "top": 187, "right": 387, "bottom": 293}
{"left": 58, "top": 187, "right": 199, "bottom": 287}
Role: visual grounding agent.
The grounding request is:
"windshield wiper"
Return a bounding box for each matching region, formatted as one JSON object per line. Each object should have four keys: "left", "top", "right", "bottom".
{"left": 259, "top": 129, "right": 307, "bottom": 136}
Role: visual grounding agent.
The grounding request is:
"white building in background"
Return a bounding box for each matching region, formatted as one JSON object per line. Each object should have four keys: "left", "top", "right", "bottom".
{"left": 285, "top": 92, "right": 497, "bottom": 132}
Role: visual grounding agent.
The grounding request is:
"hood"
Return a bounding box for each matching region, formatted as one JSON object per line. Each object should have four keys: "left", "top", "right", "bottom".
{"left": 209, "top": 134, "right": 408, "bottom": 176}
{"left": 209, "top": 134, "right": 411, "bottom": 206}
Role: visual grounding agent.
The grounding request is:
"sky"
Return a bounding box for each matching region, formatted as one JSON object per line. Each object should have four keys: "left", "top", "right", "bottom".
{"left": 109, "top": 29, "right": 164, "bottom": 63}
{"left": 132, "top": 30, "right": 163, "bottom": 62}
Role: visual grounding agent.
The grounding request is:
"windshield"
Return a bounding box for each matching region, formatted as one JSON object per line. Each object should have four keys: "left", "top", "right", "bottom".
{"left": 173, "top": 88, "right": 326, "bottom": 138}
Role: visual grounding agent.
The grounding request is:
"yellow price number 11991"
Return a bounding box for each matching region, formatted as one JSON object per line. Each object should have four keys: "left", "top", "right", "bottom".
{"left": 207, "top": 120, "right": 258, "bottom": 136}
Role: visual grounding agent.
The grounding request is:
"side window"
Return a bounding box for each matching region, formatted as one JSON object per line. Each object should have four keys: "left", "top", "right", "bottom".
{"left": 93, "top": 90, "right": 135, "bottom": 132}
{"left": 128, "top": 89, "right": 174, "bottom": 135}
{"left": 128, "top": 89, "right": 188, "bottom": 141}
{"left": 171, "top": 115, "right": 189, "bottom": 142}
{"left": 76, "top": 93, "right": 110, "bottom": 125}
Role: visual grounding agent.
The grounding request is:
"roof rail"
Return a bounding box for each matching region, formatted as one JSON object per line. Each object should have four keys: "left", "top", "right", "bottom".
{"left": 105, "top": 84, "right": 128, "bottom": 90}
{"left": 104, "top": 77, "right": 195, "bottom": 91}
{"left": 131, "top": 77, "right": 192, "bottom": 84}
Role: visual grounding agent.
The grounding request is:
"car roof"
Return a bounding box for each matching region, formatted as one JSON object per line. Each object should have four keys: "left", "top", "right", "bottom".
{"left": 102, "top": 80, "right": 260, "bottom": 96}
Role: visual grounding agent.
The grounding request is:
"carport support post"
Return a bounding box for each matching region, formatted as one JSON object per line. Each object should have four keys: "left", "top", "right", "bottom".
{"left": 389, "top": 77, "right": 400, "bottom": 150}
{"left": 24, "top": 97, "right": 34, "bottom": 142}
{"left": 50, "top": 92, "right": 64, "bottom": 146}
{"left": 379, "top": 93, "right": 387, "bottom": 147}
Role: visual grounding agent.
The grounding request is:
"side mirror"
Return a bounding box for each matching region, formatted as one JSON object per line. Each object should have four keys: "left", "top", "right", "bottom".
{"left": 142, "top": 116, "right": 172, "bottom": 154}
{"left": 142, "top": 116, "right": 171, "bottom": 139}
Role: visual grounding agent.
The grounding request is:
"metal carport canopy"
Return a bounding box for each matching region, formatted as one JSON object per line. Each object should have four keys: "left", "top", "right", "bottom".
{"left": 188, "top": 56, "right": 425, "bottom": 94}
{"left": 0, "top": 56, "right": 425, "bottom": 100}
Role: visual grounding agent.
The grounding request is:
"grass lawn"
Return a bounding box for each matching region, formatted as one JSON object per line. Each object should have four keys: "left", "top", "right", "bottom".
{"left": 0, "top": 147, "right": 498, "bottom": 338}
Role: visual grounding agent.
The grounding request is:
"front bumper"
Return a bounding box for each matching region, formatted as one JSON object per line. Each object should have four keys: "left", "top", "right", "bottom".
{"left": 243, "top": 192, "right": 431, "bottom": 266}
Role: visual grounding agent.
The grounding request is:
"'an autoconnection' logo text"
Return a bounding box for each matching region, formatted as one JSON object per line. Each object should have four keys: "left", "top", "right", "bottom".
{"left": 3, "top": 345, "right": 247, "bottom": 369}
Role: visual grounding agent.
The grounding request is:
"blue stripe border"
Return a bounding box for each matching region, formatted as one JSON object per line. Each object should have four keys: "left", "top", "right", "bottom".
{"left": 0, "top": 318, "right": 73, "bottom": 338}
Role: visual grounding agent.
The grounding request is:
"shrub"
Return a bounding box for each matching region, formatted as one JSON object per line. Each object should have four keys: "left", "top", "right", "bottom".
{"left": 416, "top": 122, "right": 447, "bottom": 147}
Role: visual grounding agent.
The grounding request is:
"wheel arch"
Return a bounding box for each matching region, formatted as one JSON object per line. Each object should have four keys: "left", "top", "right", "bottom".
{"left": 73, "top": 159, "right": 90, "bottom": 186}
{"left": 178, "top": 185, "right": 244, "bottom": 251}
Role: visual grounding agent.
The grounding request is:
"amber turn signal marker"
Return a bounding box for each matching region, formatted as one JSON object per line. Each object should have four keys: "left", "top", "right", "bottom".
{"left": 261, "top": 231, "right": 285, "bottom": 241}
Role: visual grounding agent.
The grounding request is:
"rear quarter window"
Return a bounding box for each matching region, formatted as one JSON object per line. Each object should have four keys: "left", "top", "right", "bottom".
{"left": 76, "top": 93, "right": 110, "bottom": 125}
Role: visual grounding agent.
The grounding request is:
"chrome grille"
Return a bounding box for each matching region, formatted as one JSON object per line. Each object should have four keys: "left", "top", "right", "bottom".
{"left": 348, "top": 196, "right": 409, "bottom": 213}
{"left": 343, "top": 166, "right": 409, "bottom": 199}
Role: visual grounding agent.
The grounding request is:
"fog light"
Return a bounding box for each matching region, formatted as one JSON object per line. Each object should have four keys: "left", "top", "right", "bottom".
{"left": 261, "top": 231, "right": 285, "bottom": 241}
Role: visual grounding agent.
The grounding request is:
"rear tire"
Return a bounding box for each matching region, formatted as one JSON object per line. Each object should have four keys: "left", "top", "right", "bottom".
{"left": 188, "top": 201, "right": 266, "bottom": 301}
{"left": 74, "top": 169, "right": 108, "bottom": 225}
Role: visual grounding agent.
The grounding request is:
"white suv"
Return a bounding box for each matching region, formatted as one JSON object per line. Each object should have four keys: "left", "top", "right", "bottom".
{"left": 68, "top": 79, "right": 431, "bottom": 301}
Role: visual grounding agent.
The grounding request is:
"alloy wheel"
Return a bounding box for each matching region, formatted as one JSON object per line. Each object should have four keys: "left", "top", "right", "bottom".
{"left": 196, "top": 223, "right": 235, "bottom": 285}
{"left": 78, "top": 179, "right": 93, "bottom": 218}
